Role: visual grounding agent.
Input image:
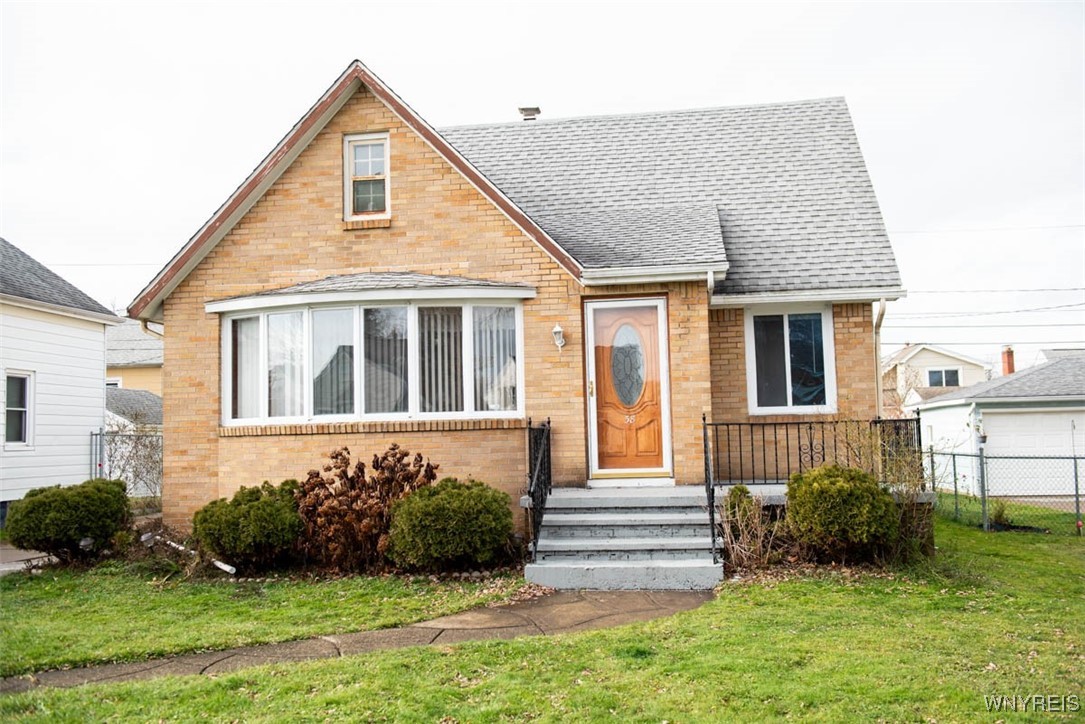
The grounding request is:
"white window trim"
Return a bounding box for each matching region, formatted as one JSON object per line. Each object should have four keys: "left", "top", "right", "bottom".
{"left": 4, "top": 369, "right": 35, "bottom": 450}
{"left": 925, "top": 366, "right": 963, "bottom": 387}
{"left": 343, "top": 132, "right": 391, "bottom": 221}
{"left": 743, "top": 304, "right": 838, "bottom": 416}
{"left": 220, "top": 299, "right": 526, "bottom": 426}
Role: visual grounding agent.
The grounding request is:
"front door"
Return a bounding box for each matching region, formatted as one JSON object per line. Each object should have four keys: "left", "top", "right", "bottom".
{"left": 585, "top": 298, "right": 672, "bottom": 480}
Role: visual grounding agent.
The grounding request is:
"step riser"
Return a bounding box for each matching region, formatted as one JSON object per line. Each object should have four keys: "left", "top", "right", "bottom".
{"left": 525, "top": 562, "right": 723, "bottom": 590}
{"left": 541, "top": 525, "right": 712, "bottom": 538}
{"left": 538, "top": 550, "right": 712, "bottom": 561}
{"left": 548, "top": 506, "right": 708, "bottom": 516}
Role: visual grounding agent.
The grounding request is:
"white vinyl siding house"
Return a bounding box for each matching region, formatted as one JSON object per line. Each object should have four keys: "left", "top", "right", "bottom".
{"left": 0, "top": 238, "right": 119, "bottom": 511}
{"left": 1, "top": 303, "right": 111, "bottom": 502}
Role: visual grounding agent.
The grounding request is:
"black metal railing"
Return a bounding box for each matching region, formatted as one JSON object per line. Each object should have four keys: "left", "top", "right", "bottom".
{"left": 703, "top": 417, "right": 923, "bottom": 488}
{"left": 702, "top": 414, "right": 719, "bottom": 564}
{"left": 526, "top": 418, "right": 552, "bottom": 561}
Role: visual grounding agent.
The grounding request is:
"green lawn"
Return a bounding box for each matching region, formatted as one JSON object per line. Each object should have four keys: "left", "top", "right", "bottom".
{"left": 2, "top": 520, "right": 1083, "bottom": 721}
{"left": 936, "top": 490, "right": 1084, "bottom": 534}
{"left": 0, "top": 563, "right": 527, "bottom": 677}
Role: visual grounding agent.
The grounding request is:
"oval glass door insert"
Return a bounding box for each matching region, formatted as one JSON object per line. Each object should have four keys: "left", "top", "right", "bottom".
{"left": 611, "top": 324, "right": 645, "bottom": 406}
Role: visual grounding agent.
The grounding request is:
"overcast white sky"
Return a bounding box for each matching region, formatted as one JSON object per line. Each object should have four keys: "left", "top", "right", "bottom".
{"left": 2, "top": 0, "right": 1083, "bottom": 372}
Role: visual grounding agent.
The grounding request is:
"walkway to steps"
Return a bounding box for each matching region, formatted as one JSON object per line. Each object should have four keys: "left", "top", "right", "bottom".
{"left": 0, "top": 590, "right": 711, "bottom": 694}
{"left": 525, "top": 486, "right": 724, "bottom": 590}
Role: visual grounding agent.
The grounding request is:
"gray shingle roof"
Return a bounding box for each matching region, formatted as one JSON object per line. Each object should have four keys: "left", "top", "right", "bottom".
{"left": 247, "top": 272, "right": 533, "bottom": 297}
{"left": 106, "top": 388, "right": 163, "bottom": 426}
{"left": 441, "top": 98, "right": 901, "bottom": 294}
{"left": 919, "top": 356, "right": 1085, "bottom": 405}
{"left": 0, "top": 237, "right": 114, "bottom": 317}
{"left": 106, "top": 319, "right": 164, "bottom": 367}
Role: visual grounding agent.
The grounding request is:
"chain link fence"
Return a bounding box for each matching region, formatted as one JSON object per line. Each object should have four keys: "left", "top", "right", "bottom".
{"left": 926, "top": 449, "right": 1083, "bottom": 536}
{"left": 90, "top": 429, "right": 163, "bottom": 510}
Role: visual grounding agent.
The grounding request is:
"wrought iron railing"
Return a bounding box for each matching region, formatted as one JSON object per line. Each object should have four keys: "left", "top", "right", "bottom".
{"left": 702, "top": 414, "right": 719, "bottom": 564}
{"left": 703, "top": 417, "right": 923, "bottom": 488}
{"left": 526, "top": 418, "right": 552, "bottom": 561}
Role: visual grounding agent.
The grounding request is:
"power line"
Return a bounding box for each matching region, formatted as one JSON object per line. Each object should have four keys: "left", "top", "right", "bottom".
{"left": 44, "top": 262, "right": 161, "bottom": 267}
{"left": 882, "top": 341, "right": 1080, "bottom": 346}
{"left": 890, "top": 302, "right": 1085, "bottom": 319}
{"left": 884, "top": 323, "right": 1084, "bottom": 328}
{"left": 907, "top": 287, "right": 1085, "bottom": 294}
{"left": 889, "top": 223, "right": 1085, "bottom": 234}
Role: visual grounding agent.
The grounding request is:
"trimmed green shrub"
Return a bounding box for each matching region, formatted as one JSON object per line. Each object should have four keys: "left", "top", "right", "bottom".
{"left": 6, "top": 479, "right": 130, "bottom": 562}
{"left": 192, "top": 480, "right": 302, "bottom": 572}
{"left": 786, "top": 465, "right": 899, "bottom": 561}
{"left": 388, "top": 478, "right": 513, "bottom": 571}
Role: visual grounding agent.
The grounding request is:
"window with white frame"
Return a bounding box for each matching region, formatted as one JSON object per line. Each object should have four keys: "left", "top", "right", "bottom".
{"left": 224, "top": 302, "right": 522, "bottom": 423}
{"left": 927, "top": 368, "right": 960, "bottom": 387}
{"left": 5, "top": 372, "right": 32, "bottom": 445}
{"left": 744, "top": 307, "right": 837, "bottom": 414}
{"left": 344, "top": 133, "right": 389, "bottom": 219}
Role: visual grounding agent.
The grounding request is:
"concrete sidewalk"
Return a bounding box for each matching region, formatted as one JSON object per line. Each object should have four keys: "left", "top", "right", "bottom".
{"left": 0, "top": 543, "right": 50, "bottom": 576}
{"left": 0, "top": 589, "right": 712, "bottom": 694}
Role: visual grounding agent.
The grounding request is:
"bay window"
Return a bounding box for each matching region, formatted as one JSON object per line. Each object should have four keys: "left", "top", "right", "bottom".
{"left": 744, "top": 305, "right": 837, "bottom": 414}
{"left": 222, "top": 302, "right": 523, "bottom": 423}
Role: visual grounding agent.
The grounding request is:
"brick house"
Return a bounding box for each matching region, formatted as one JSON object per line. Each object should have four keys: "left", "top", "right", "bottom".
{"left": 129, "top": 61, "right": 904, "bottom": 588}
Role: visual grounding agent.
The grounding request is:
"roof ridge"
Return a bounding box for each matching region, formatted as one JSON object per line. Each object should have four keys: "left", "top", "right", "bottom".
{"left": 439, "top": 96, "right": 848, "bottom": 133}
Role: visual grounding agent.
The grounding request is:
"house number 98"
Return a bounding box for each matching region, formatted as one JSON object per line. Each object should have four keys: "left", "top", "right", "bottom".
{"left": 625, "top": 415, "right": 636, "bottom": 424}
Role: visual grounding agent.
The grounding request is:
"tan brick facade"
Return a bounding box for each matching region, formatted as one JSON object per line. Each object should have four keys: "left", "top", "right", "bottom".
{"left": 160, "top": 84, "right": 877, "bottom": 531}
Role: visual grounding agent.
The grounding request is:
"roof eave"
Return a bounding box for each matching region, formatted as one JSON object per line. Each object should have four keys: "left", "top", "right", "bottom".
{"left": 0, "top": 293, "right": 120, "bottom": 325}
{"left": 711, "top": 286, "right": 905, "bottom": 308}
{"left": 127, "top": 60, "right": 582, "bottom": 322}
{"left": 580, "top": 262, "right": 729, "bottom": 287}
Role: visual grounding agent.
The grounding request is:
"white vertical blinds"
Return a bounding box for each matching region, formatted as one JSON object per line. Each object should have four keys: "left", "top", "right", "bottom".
{"left": 231, "top": 317, "right": 260, "bottom": 419}
{"left": 419, "top": 307, "right": 463, "bottom": 412}
{"left": 474, "top": 306, "right": 517, "bottom": 411}
{"left": 226, "top": 302, "right": 521, "bottom": 421}
{"left": 268, "top": 311, "right": 304, "bottom": 417}
{"left": 364, "top": 307, "right": 409, "bottom": 413}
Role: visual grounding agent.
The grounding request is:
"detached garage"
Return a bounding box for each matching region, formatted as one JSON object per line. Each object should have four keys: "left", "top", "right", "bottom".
{"left": 913, "top": 353, "right": 1084, "bottom": 497}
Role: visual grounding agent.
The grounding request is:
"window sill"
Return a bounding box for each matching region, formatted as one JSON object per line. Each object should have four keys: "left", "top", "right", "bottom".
{"left": 219, "top": 418, "right": 528, "bottom": 437}
{"left": 344, "top": 217, "right": 392, "bottom": 230}
{"left": 748, "top": 405, "right": 839, "bottom": 417}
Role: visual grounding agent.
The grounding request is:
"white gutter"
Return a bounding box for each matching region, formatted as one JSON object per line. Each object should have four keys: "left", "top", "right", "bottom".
{"left": 205, "top": 285, "right": 537, "bottom": 314}
{"left": 712, "top": 286, "right": 905, "bottom": 307}
{"left": 140, "top": 319, "right": 165, "bottom": 339}
{"left": 581, "top": 263, "right": 730, "bottom": 287}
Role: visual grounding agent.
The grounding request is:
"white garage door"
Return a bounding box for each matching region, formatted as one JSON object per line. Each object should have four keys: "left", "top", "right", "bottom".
{"left": 982, "top": 410, "right": 1084, "bottom": 496}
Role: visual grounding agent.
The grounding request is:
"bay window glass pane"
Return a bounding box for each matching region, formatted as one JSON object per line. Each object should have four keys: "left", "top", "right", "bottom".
{"left": 231, "top": 318, "right": 260, "bottom": 419}
{"left": 753, "top": 315, "right": 787, "bottom": 407}
{"left": 788, "top": 313, "right": 825, "bottom": 406}
{"left": 474, "top": 307, "right": 516, "bottom": 412}
{"left": 268, "top": 312, "right": 304, "bottom": 417}
{"left": 353, "top": 179, "right": 386, "bottom": 214}
{"left": 312, "top": 309, "right": 354, "bottom": 416}
{"left": 419, "top": 307, "right": 463, "bottom": 413}
{"left": 364, "top": 307, "right": 408, "bottom": 413}
{"left": 944, "top": 369, "right": 959, "bottom": 386}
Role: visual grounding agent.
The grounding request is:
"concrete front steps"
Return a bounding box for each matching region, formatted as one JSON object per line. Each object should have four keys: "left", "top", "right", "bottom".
{"left": 525, "top": 486, "right": 723, "bottom": 590}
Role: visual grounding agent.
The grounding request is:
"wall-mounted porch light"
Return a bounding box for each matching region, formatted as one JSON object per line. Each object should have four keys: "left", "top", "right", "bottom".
{"left": 552, "top": 323, "right": 566, "bottom": 351}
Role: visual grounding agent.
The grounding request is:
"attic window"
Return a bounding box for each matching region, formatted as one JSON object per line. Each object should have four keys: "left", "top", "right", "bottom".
{"left": 927, "top": 368, "right": 960, "bottom": 387}
{"left": 344, "top": 133, "right": 389, "bottom": 219}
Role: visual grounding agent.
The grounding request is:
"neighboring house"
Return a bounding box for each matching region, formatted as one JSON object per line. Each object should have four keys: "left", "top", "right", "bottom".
{"left": 128, "top": 61, "right": 904, "bottom": 587}
{"left": 882, "top": 343, "right": 991, "bottom": 417}
{"left": 106, "top": 388, "right": 163, "bottom": 430}
{"left": 106, "top": 318, "right": 164, "bottom": 395}
{"left": 0, "top": 237, "right": 119, "bottom": 516}
{"left": 913, "top": 354, "right": 1085, "bottom": 496}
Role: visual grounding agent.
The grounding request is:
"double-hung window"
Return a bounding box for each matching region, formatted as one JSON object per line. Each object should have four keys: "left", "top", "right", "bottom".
{"left": 4, "top": 372, "right": 32, "bottom": 446}
{"left": 927, "top": 368, "right": 960, "bottom": 387}
{"left": 344, "top": 133, "right": 389, "bottom": 219}
{"left": 223, "top": 302, "right": 523, "bottom": 424}
{"left": 744, "top": 306, "right": 837, "bottom": 414}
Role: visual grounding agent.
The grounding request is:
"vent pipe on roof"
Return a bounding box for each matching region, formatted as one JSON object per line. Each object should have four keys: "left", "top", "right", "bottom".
{"left": 518, "top": 107, "right": 541, "bottom": 121}
{"left": 1002, "top": 346, "right": 1015, "bottom": 376}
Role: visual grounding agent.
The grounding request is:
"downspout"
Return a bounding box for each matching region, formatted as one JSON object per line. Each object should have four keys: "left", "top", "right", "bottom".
{"left": 140, "top": 319, "right": 164, "bottom": 339}
{"left": 873, "top": 298, "right": 887, "bottom": 418}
